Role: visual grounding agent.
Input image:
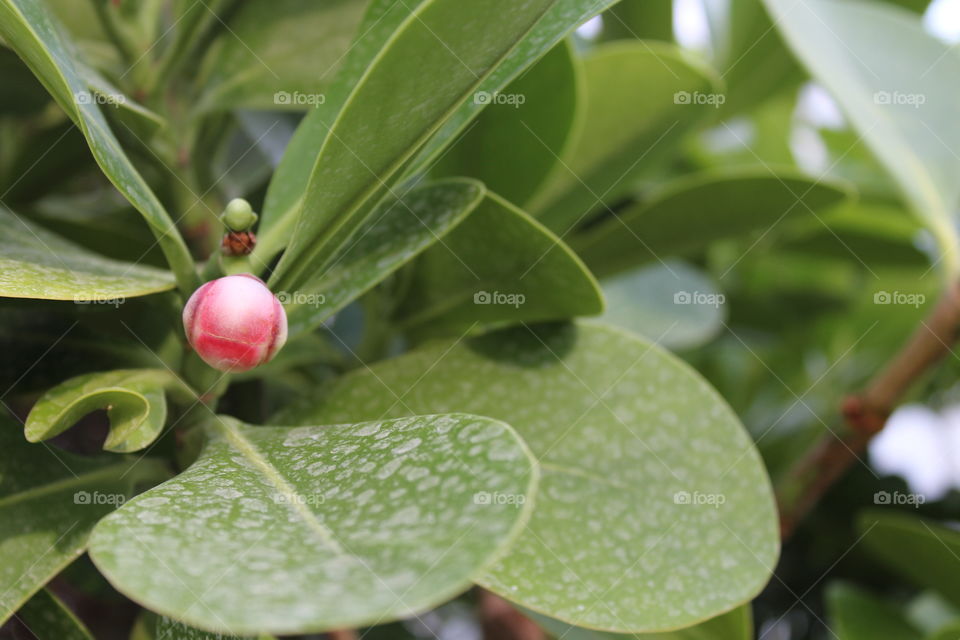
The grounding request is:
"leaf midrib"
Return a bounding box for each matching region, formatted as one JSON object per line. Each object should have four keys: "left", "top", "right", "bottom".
{"left": 211, "top": 418, "right": 346, "bottom": 555}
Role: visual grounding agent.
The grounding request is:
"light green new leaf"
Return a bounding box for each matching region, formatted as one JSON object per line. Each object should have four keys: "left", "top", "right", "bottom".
{"left": 25, "top": 369, "right": 187, "bottom": 453}
{"left": 432, "top": 40, "right": 581, "bottom": 208}
{"left": 763, "top": 0, "right": 960, "bottom": 276}
{"left": 283, "top": 178, "right": 486, "bottom": 338}
{"left": 0, "top": 419, "right": 168, "bottom": 625}
{"left": 0, "top": 0, "right": 197, "bottom": 293}
{"left": 396, "top": 193, "right": 604, "bottom": 338}
{"left": 572, "top": 170, "right": 851, "bottom": 278}
{"left": 268, "top": 0, "right": 561, "bottom": 291}
{"left": 530, "top": 42, "right": 721, "bottom": 235}
{"left": 195, "top": 0, "right": 366, "bottom": 112}
{"left": 827, "top": 582, "right": 922, "bottom": 640}
{"left": 89, "top": 414, "right": 538, "bottom": 635}
{"left": 14, "top": 589, "right": 93, "bottom": 640}
{"left": 530, "top": 604, "right": 752, "bottom": 639}
{"left": 0, "top": 207, "right": 174, "bottom": 300}
{"left": 859, "top": 511, "right": 960, "bottom": 607}
{"left": 280, "top": 322, "right": 779, "bottom": 632}
{"left": 599, "top": 260, "right": 725, "bottom": 350}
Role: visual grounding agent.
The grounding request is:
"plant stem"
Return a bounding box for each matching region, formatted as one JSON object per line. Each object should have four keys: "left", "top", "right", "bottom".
{"left": 778, "top": 280, "right": 960, "bottom": 539}
{"left": 90, "top": 0, "right": 137, "bottom": 65}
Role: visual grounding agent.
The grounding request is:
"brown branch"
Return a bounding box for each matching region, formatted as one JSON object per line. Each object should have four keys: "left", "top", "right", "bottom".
{"left": 478, "top": 589, "right": 545, "bottom": 640}
{"left": 779, "top": 281, "right": 960, "bottom": 539}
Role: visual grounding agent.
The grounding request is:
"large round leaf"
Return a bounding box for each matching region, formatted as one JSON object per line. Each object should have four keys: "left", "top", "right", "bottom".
{"left": 280, "top": 322, "right": 779, "bottom": 632}
{"left": 89, "top": 414, "right": 537, "bottom": 635}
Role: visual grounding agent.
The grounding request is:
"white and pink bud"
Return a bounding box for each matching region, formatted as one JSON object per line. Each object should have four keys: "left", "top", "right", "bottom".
{"left": 182, "top": 275, "right": 287, "bottom": 373}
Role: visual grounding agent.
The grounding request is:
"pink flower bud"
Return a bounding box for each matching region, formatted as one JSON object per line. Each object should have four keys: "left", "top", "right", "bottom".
{"left": 182, "top": 275, "right": 287, "bottom": 373}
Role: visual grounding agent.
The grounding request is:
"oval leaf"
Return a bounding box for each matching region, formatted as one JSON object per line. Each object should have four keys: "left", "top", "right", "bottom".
{"left": 572, "top": 170, "right": 852, "bottom": 278}
{"left": 763, "top": 0, "right": 960, "bottom": 273}
{"left": 89, "top": 414, "right": 538, "bottom": 635}
{"left": 280, "top": 322, "right": 780, "bottom": 632}
{"left": 396, "top": 192, "right": 604, "bottom": 337}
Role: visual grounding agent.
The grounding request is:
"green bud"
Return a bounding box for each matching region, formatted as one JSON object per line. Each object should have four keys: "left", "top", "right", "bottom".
{"left": 222, "top": 198, "right": 258, "bottom": 231}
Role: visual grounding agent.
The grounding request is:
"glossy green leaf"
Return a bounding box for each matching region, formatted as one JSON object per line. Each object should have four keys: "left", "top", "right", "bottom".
{"left": 529, "top": 41, "right": 720, "bottom": 235}
{"left": 283, "top": 178, "right": 486, "bottom": 338}
{"left": 258, "top": 0, "right": 625, "bottom": 279}
{"left": 281, "top": 322, "right": 779, "bottom": 632}
{"left": 89, "top": 414, "right": 538, "bottom": 635}
{"left": 13, "top": 589, "right": 93, "bottom": 640}
{"left": 763, "top": 0, "right": 960, "bottom": 275}
{"left": 396, "top": 193, "right": 604, "bottom": 338}
{"left": 195, "top": 0, "right": 366, "bottom": 112}
{"left": 599, "top": 260, "right": 725, "bottom": 350}
{"left": 827, "top": 582, "right": 922, "bottom": 640}
{"left": 432, "top": 40, "right": 581, "bottom": 207}
{"left": 25, "top": 369, "right": 187, "bottom": 453}
{"left": 531, "top": 604, "right": 752, "bottom": 639}
{"left": 268, "top": 0, "right": 564, "bottom": 290}
{"left": 0, "top": 207, "right": 175, "bottom": 300}
{"left": 572, "top": 170, "right": 851, "bottom": 278}
{"left": 0, "top": 0, "right": 197, "bottom": 292}
{"left": 0, "top": 419, "right": 167, "bottom": 625}
{"left": 859, "top": 511, "right": 960, "bottom": 607}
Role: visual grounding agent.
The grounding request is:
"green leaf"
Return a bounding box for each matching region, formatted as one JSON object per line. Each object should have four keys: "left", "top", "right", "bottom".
{"left": 431, "top": 40, "right": 581, "bottom": 207}
{"left": 134, "top": 612, "right": 275, "bottom": 640}
{"left": 571, "top": 170, "right": 852, "bottom": 278}
{"left": 530, "top": 604, "right": 752, "bottom": 639}
{"left": 602, "top": 0, "right": 675, "bottom": 42}
{"left": 762, "top": 0, "right": 960, "bottom": 275}
{"left": 598, "top": 260, "right": 725, "bottom": 350}
{"left": 859, "top": 511, "right": 960, "bottom": 607}
{"left": 89, "top": 414, "right": 538, "bottom": 635}
{"left": 267, "top": 0, "right": 566, "bottom": 290}
{"left": 0, "top": 418, "right": 168, "bottom": 625}
{"left": 13, "top": 589, "right": 93, "bottom": 640}
{"left": 0, "top": 0, "right": 197, "bottom": 293}
{"left": 280, "top": 322, "right": 779, "bottom": 632}
{"left": 195, "top": 0, "right": 366, "bottom": 112}
{"left": 709, "top": 0, "right": 803, "bottom": 115}
{"left": 529, "top": 41, "right": 720, "bottom": 235}
{"left": 283, "top": 178, "right": 486, "bottom": 339}
{"left": 827, "top": 582, "right": 922, "bottom": 640}
{"left": 395, "top": 193, "right": 604, "bottom": 338}
{"left": 258, "top": 0, "right": 626, "bottom": 283}
{"left": 0, "top": 207, "right": 175, "bottom": 301}
{"left": 25, "top": 369, "right": 187, "bottom": 453}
